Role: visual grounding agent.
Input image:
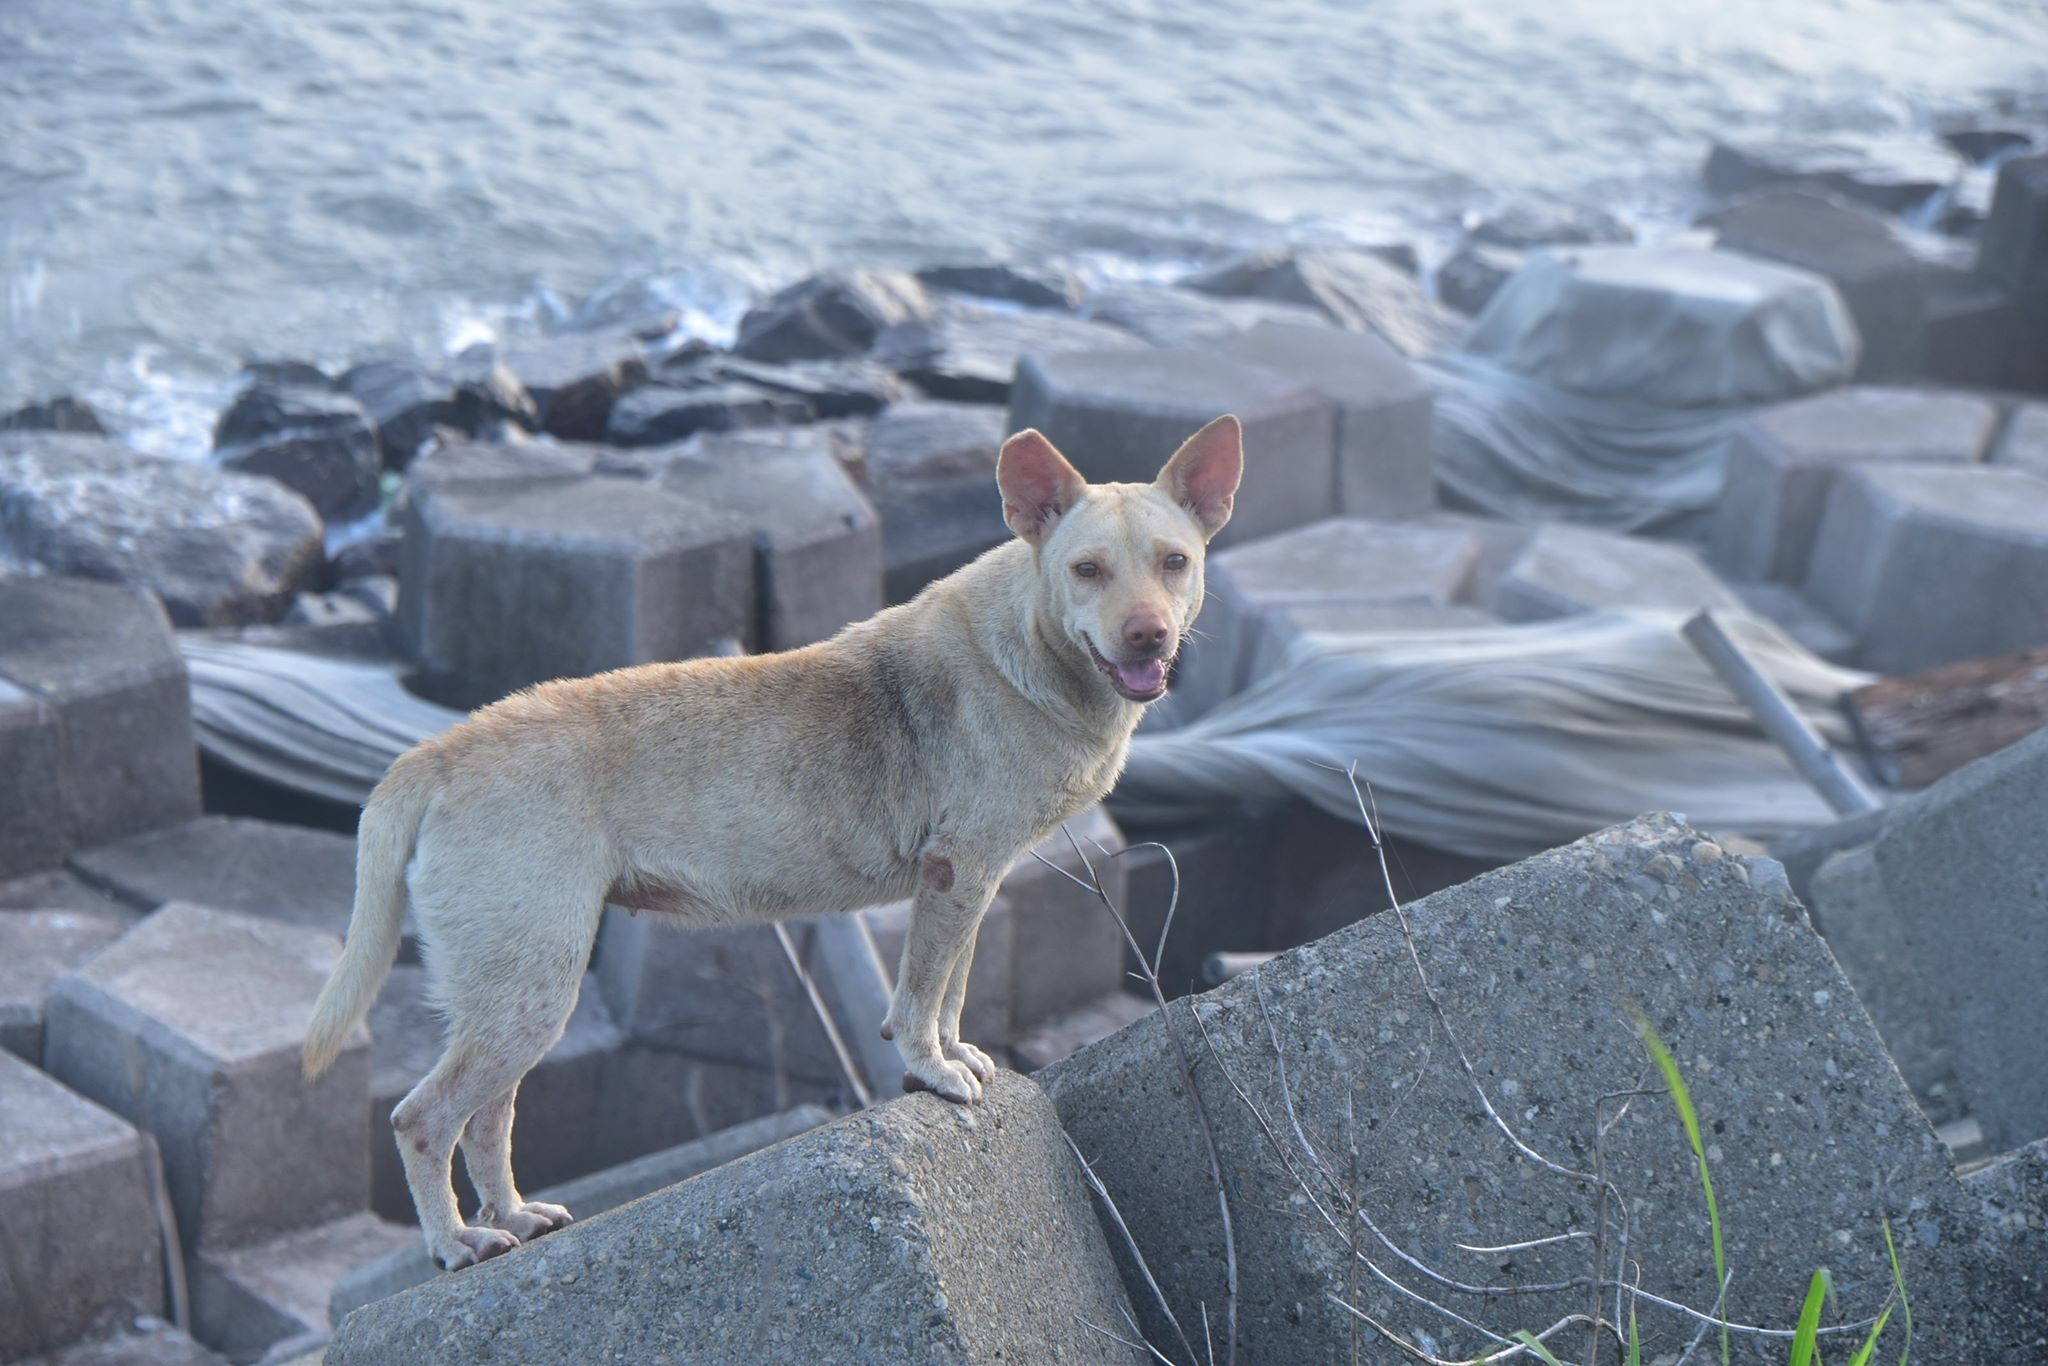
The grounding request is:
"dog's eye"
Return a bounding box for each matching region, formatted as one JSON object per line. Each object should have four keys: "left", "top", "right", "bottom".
{"left": 1073, "top": 561, "right": 1100, "bottom": 579}
{"left": 1163, "top": 553, "right": 1188, "bottom": 572}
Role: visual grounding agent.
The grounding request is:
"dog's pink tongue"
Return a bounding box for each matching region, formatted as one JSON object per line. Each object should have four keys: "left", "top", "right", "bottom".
{"left": 1117, "top": 659, "right": 1167, "bottom": 695}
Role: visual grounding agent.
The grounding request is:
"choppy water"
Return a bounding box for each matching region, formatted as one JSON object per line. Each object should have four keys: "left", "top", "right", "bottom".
{"left": 3, "top": 0, "right": 2044, "bottom": 448}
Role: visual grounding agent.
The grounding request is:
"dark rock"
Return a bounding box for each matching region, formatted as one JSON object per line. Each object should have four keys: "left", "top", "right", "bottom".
{"left": 732, "top": 269, "right": 933, "bottom": 362}
{"left": 213, "top": 383, "right": 383, "bottom": 521}
{"left": 1434, "top": 240, "right": 1523, "bottom": 315}
{"left": 915, "top": 261, "right": 1085, "bottom": 310}
{"left": 870, "top": 303, "right": 1146, "bottom": 403}
{"left": 0, "top": 395, "right": 107, "bottom": 435}
{"left": 1467, "top": 202, "right": 1634, "bottom": 249}
{"left": 665, "top": 355, "right": 906, "bottom": 418}
{"left": 603, "top": 383, "right": 810, "bottom": 447}
{"left": 237, "top": 359, "right": 333, "bottom": 390}
{"left": 0, "top": 432, "right": 324, "bottom": 626}
{"left": 337, "top": 357, "right": 538, "bottom": 471}
{"left": 1940, "top": 126, "right": 2036, "bottom": 164}
{"left": 329, "top": 527, "right": 403, "bottom": 580}
{"left": 501, "top": 331, "right": 652, "bottom": 442}
{"left": 1703, "top": 133, "right": 1965, "bottom": 214}
{"left": 1975, "top": 153, "right": 2048, "bottom": 391}
{"left": 1185, "top": 246, "right": 1466, "bottom": 356}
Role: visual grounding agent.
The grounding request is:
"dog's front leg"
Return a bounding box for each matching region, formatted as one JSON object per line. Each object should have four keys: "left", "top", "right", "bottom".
{"left": 881, "top": 853, "right": 996, "bottom": 1104}
{"left": 938, "top": 928, "right": 996, "bottom": 1084}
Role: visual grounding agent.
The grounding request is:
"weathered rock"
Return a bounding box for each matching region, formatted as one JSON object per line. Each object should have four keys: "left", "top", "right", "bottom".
{"left": 189, "top": 1212, "right": 415, "bottom": 1363}
{"left": 1871, "top": 728, "right": 2048, "bottom": 1154}
{"left": 1709, "top": 386, "right": 1998, "bottom": 584}
{"left": 1491, "top": 523, "right": 1741, "bottom": 621}
{"left": 398, "top": 473, "right": 755, "bottom": 706}
{"left": 0, "top": 395, "right": 107, "bottom": 435}
{"left": 213, "top": 383, "right": 383, "bottom": 521}
{"left": 334, "top": 1105, "right": 834, "bottom": 1320}
{"left": 1186, "top": 246, "right": 1466, "bottom": 356}
{"left": 239, "top": 360, "right": 333, "bottom": 390}
{"left": 44, "top": 902, "right": 370, "bottom": 1252}
{"left": 1941, "top": 126, "right": 2037, "bottom": 163}
{"left": 0, "top": 907, "right": 134, "bottom": 1062}
{"left": 1434, "top": 239, "right": 1524, "bottom": 316}
{"left": 870, "top": 303, "right": 1145, "bottom": 403}
{"left": 1804, "top": 463, "right": 2048, "bottom": 673}
{"left": 0, "top": 434, "right": 324, "bottom": 626}
{"left": 1706, "top": 187, "right": 1932, "bottom": 379}
{"left": 653, "top": 429, "right": 884, "bottom": 649}
{"left": 1009, "top": 348, "right": 1336, "bottom": 547}
{"left": 327, "top": 1072, "right": 1138, "bottom": 1365}
{"left": 1078, "top": 284, "right": 1333, "bottom": 347}
{"left": 914, "top": 261, "right": 1085, "bottom": 310}
{"left": 603, "top": 382, "right": 809, "bottom": 446}
{"left": 1704, "top": 133, "right": 1966, "bottom": 213}
{"left": 1440, "top": 204, "right": 1635, "bottom": 316}
{"left": 733, "top": 270, "right": 933, "bottom": 362}
{"left": 1043, "top": 813, "right": 2036, "bottom": 1361}
{"left": 500, "top": 331, "right": 651, "bottom": 442}
{"left": 0, "top": 576, "right": 200, "bottom": 873}
{"left": 1205, "top": 321, "right": 1436, "bottom": 517}
{"left": 0, "top": 1051, "right": 167, "bottom": 1359}
{"left": 337, "top": 359, "right": 537, "bottom": 472}
{"left": 668, "top": 355, "right": 906, "bottom": 418}
{"left": 1995, "top": 402, "right": 2048, "bottom": 479}
{"left": 1976, "top": 152, "right": 2048, "bottom": 391}
{"left": 853, "top": 401, "right": 1011, "bottom": 602}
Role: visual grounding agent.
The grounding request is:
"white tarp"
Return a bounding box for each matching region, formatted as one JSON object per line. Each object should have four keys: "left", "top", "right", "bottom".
{"left": 1426, "top": 246, "right": 1861, "bottom": 531}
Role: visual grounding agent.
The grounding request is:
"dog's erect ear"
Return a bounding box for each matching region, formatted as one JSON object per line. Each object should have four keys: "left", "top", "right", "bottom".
{"left": 997, "top": 429, "right": 1088, "bottom": 545}
{"left": 1157, "top": 414, "right": 1243, "bottom": 540}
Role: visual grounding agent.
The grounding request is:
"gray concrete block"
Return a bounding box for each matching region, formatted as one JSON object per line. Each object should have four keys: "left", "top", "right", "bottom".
{"left": 1491, "top": 522, "right": 1743, "bottom": 621}
{"left": 190, "top": 1212, "right": 415, "bottom": 1364}
{"left": 332, "top": 1105, "right": 834, "bottom": 1321}
{"left": 853, "top": 401, "right": 1011, "bottom": 603}
{"left": 327, "top": 1073, "right": 1138, "bottom": 1365}
{"left": 1009, "top": 348, "right": 1336, "bottom": 548}
{"left": 0, "top": 907, "right": 133, "bottom": 1063}
{"left": 1041, "top": 814, "right": 2001, "bottom": 1360}
{"left": 870, "top": 302, "right": 1144, "bottom": 403}
{"left": 0, "top": 679, "right": 65, "bottom": 880}
{"left": 1703, "top": 133, "right": 1965, "bottom": 214}
{"left": 1729, "top": 581, "right": 1856, "bottom": 662}
{"left": 0, "top": 576, "right": 201, "bottom": 867}
{"left": 1012, "top": 990, "right": 1155, "bottom": 1073}
{"left": 0, "top": 1051, "right": 167, "bottom": 1359}
{"left": 1993, "top": 402, "right": 2048, "bottom": 480}
{"left": 213, "top": 383, "right": 383, "bottom": 522}
{"left": 44, "top": 903, "right": 371, "bottom": 1252}
{"left": 0, "top": 868, "right": 138, "bottom": 918}
{"left": 0, "top": 433, "right": 324, "bottom": 627}
{"left": 1804, "top": 463, "right": 2048, "bottom": 673}
{"left": 1118, "top": 813, "right": 1282, "bottom": 996}
{"left": 1920, "top": 270, "right": 2021, "bottom": 390}
{"left": 1078, "top": 284, "right": 1332, "bottom": 347}
{"left": 1207, "top": 321, "right": 1436, "bottom": 518}
{"left": 654, "top": 431, "right": 884, "bottom": 650}
{"left": 862, "top": 892, "right": 1017, "bottom": 1051}
{"left": 29, "top": 1320, "right": 227, "bottom": 1366}
{"left": 1808, "top": 844, "right": 1950, "bottom": 1096}
{"left": 1710, "top": 386, "right": 1998, "bottom": 584}
{"left": 399, "top": 476, "right": 755, "bottom": 706}
{"left": 1977, "top": 153, "right": 2048, "bottom": 391}
{"left": 1186, "top": 246, "right": 1466, "bottom": 356}
{"left": 1873, "top": 728, "right": 2048, "bottom": 1154}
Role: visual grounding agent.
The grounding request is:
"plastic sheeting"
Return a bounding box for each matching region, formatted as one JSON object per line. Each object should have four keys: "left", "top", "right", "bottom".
{"left": 183, "top": 610, "right": 1872, "bottom": 863}
{"left": 1426, "top": 246, "right": 1861, "bottom": 531}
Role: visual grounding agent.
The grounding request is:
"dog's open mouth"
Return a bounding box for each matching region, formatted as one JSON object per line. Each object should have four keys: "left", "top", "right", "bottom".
{"left": 1086, "top": 637, "right": 1169, "bottom": 702}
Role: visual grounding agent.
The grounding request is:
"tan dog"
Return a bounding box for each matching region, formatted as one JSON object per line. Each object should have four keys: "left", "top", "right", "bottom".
{"left": 303, "top": 414, "right": 1245, "bottom": 1271}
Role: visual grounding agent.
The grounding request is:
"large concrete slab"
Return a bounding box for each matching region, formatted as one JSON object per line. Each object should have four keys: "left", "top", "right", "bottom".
{"left": 44, "top": 903, "right": 370, "bottom": 1252}
{"left": 189, "top": 1212, "right": 416, "bottom": 1364}
{"left": 0, "top": 1051, "right": 166, "bottom": 1359}
{"left": 1993, "top": 402, "right": 2048, "bottom": 480}
{"left": 327, "top": 1073, "right": 1139, "bottom": 1364}
{"left": 1710, "top": 386, "right": 1998, "bottom": 584}
{"left": 853, "top": 401, "right": 1012, "bottom": 603}
{"left": 1491, "top": 522, "right": 1743, "bottom": 621}
{"left": 1804, "top": 463, "right": 2048, "bottom": 673}
{"left": 1042, "top": 813, "right": 2032, "bottom": 1361}
{"left": 0, "top": 907, "right": 133, "bottom": 1063}
{"left": 1009, "top": 348, "right": 1336, "bottom": 548}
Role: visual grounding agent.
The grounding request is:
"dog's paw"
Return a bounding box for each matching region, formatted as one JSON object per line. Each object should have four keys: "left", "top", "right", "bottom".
{"left": 432, "top": 1225, "right": 520, "bottom": 1271}
{"left": 943, "top": 1038, "right": 996, "bottom": 1082}
{"left": 901, "top": 1055, "right": 984, "bottom": 1104}
{"left": 479, "top": 1201, "right": 573, "bottom": 1241}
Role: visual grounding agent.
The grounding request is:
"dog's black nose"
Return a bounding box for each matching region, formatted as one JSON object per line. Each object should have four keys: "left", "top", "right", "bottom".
{"left": 1123, "top": 615, "right": 1170, "bottom": 652}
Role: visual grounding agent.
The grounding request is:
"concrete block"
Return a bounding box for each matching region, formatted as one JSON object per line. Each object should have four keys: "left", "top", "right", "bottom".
{"left": 1805, "top": 463, "right": 2048, "bottom": 673}
{"left": 603, "top": 382, "right": 809, "bottom": 447}
{"left": 1186, "top": 246, "right": 1466, "bottom": 356}
{"left": 213, "top": 383, "right": 382, "bottom": 521}
{"left": 861, "top": 893, "right": 1017, "bottom": 1051}
{"left": 1976, "top": 152, "right": 2048, "bottom": 391}
{"left": 0, "top": 907, "right": 133, "bottom": 1062}
{"left": 327, "top": 1073, "right": 1138, "bottom": 1365}
{"left": 1729, "top": 581, "right": 1855, "bottom": 662}
{"left": 732, "top": 270, "right": 932, "bottom": 362}
{"left": 399, "top": 475, "right": 755, "bottom": 706}
{"left": 44, "top": 903, "right": 370, "bottom": 1252}
{"left": 0, "top": 868, "right": 138, "bottom": 918}
{"left": 870, "top": 302, "right": 1144, "bottom": 403}
{"left": 854, "top": 402, "right": 1011, "bottom": 603}
{"left": 1042, "top": 814, "right": 2001, "bottom": 1360}
{"left": 1873, "top": 728, "right": 2048, "bottom": 1153}
{"left": 1807, "top": 844, "right": 1950, "bottom": 1096}
{"left": 0, "top": 1051, "right": 166, "bottom": 1359}
{"left": 1919, "top": 270, "right": 2020, "bottom": 390}
{"left": 0, "top": 433, "right": 324, "bottom": 627}
{"left": 1994, "top": 402, "right": 2048, "bottom": 480}
{"left": 1011, "top": 991, "right": 1155, "bottom": 1073}
{"left": 1009, "top": 348, "right": 1336, "bottom": 547}
{"left": 654, "top": 431, "right": 884, "bottom": 649}
{"left": 332, "top": 1105, "right": 834, "bottom": 1321}
{"left": 189, "top": 1212, "right": 415, "bottom": 1363}
{"left": 1710, "top": 386, "right": 1997, "bottom": 583}
{"left": 1491, "top": 523, "right": 1743, "bottom": 621}
{"left": 1703, "top": 133, "right": 1965, "bottom": 214}
{"left": 1079, "top": 284, "right": 1332, "bottom": 347}
{"left": 1119, "top": 812, "right": 1285, "bottom": 996}
{"left": 1207, "top": 321, "right": 1436, "bottom": 517}
{"left": 30, "top": 1320, "right": 227, "bottom": 1365}
{"left": 0, "top": 576, "right": 201, "bottom": 869}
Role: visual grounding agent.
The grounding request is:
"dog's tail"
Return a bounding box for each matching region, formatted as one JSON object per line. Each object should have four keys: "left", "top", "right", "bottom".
{"left": 304, "top": 753, "right": 437, "bottom": 1078}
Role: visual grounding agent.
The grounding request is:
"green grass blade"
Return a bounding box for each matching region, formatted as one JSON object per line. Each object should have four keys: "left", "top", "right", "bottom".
{"left": 1627, "top": 1303, "right": 1641, "bottom": 1366}
{"left": 1881, "top": 1215, "right": 1913, "bottom": 1365}
{"left": 1632, "top": 1012, "right": 1728, "bottom": 1364}
{"left": 1511, "top": 1330, "right": 1565, "bottom": 1366}
{"left": 1789, "top": 1268, "right": 1830, "bottom": 1366}
{"left": 1846, "top": 1305, "right": 1895, "bottom": 1366}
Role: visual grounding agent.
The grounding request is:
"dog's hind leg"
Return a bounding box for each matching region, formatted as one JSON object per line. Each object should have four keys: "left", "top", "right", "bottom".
{"left": 461, "top": 1083, "right": 573, "bottom": 1242}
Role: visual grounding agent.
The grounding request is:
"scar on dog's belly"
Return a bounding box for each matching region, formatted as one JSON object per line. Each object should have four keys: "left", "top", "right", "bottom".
{"left": 921, "top": 853, "right": 954, "bottom": 892}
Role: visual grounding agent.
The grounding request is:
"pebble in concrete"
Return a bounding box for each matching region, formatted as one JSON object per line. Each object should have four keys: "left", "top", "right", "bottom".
{"left": 1490, "top": 522, "right": 1743, "bottom": 621}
